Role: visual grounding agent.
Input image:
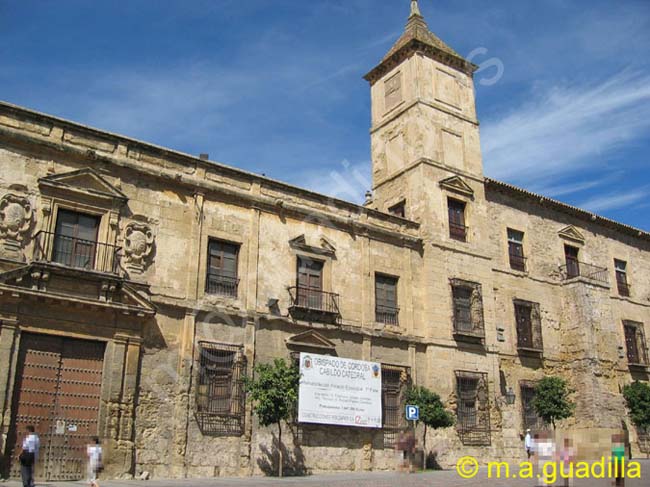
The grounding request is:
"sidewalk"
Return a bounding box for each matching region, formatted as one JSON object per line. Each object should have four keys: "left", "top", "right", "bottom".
{"left": 3, "top": 460, "right": 648, "bottom": 487}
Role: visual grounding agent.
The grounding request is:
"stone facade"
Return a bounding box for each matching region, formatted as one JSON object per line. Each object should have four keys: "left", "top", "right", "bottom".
{"left": 0, "top": 1, "right": 649, "bottom": 480}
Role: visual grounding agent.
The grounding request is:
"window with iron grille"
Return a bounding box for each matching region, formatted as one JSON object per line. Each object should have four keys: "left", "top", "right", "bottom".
{"left": 520, "top": 381, "right": 545, "bottom": 431}
{"left": 450, "top": 279, "right": 484, "bottom": 340}
{"left": 388, "top": 200, "right": 406, "bottom": 219}
{"left": 448, "top": 198, "right": 467, "bottom": 242}
{"left": 384, "top": 72, "right": 402, "bottom": 110}
{"left": 507, "top": 228, "right": 526, "bottom": 271}
{"left": 196, "top": 342, "right": 247, "bottom": 436}
{"left": 375, "top": 274, "right": 399, "bottom": 325}
{"left": 514, "top": 300, "right": 543, "bottom": 352}
{"left": 623, "top": 321, "right": 648, "bottom": 366}
{"left": 382, "top": 364, "right": 410, "bottom": 448}
{"left": 206, "top": 239, "right": 240, "bottom": 297}
{"left": 455, "top": 371, "right": 490, "bottom": 445}
{"left": 615, "top": 259, "right": 630, "bottom": 297}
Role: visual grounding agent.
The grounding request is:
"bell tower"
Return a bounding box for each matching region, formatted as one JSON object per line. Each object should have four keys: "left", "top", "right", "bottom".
{"left": 364, "top": 1, "right": 482, "bottom": 222}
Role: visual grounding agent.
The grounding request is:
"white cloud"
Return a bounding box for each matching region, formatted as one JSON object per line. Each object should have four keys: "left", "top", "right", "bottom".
{"left": 481, "top": 71, "right": 650, "bottom": 184}
{"left": 578, "top": 187, "right": 649, "bottom": 213}
{"left": 291, "top": 160, "right": 371, "bottom": 205}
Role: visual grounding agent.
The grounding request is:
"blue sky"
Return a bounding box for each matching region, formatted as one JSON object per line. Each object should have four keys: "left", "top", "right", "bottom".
{"left": 2, "top": 0, "right": 649, "bottom": 230}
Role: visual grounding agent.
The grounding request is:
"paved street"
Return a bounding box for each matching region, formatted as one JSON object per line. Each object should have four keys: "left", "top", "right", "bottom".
{"left": 3, "top": 460, "right": 648, "bottom": 487}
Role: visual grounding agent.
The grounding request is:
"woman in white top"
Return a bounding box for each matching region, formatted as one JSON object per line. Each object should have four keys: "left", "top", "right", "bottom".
{"left": 86, "top": 437, "right": 102, "bottom": 487}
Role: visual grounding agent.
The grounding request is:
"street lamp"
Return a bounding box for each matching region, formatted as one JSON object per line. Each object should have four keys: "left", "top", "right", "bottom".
{"left": 505, "top": 387, "right": 516, "bottom": 405}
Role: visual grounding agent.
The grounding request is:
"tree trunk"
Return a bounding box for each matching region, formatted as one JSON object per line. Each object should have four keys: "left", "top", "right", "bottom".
{"left": 278, "top": 421, "right": 283, "bottom": 477}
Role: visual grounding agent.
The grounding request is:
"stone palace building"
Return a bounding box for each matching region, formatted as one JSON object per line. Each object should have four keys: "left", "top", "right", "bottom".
{"left": 0, "top": 1, "right": 648, "bottom": 481}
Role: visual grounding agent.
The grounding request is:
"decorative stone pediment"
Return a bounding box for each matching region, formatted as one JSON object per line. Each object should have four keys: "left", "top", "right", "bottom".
{"left": 558, "top": 225, "right": 585, "bottom": 244}
{"left": 289, "top": 234, "right": 336, "bottom": 257}
{"left": 39, "top": 168, "right": 128, "bottom": 205}
{"left": 286, "top": 330, "right": 336, "bottom": 351}
{"left": 123, "top": 221, "right": 155, "bottom": 274}
{"left": 439, "top": 175, "right": 474, "bottom": 198}
{"left": 0, "top": 193, "right": 33, "bottom": 260}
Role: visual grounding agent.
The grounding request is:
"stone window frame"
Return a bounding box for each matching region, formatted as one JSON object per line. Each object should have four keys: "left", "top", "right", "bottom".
{"left": 450, "top": 278, "right": 485, "bottom": 342}
{"left": 374, "top": 272, "right": 400, "bottom": 326}
{"left": 199, "top": 230, "right": 245, "bottom": 303}
{"left": 513, "top": 299, "right": 544, "bottom": 354}
{"left": 455, "top": 370, "right": 491, "bottom": 446}
{"left": 387, "top": 199, "right": 406, "bottom": 219}
{"left": 507, "top": 228, "right": 527, "bottom": 272}
{"left": 614, "top": 259, "right": 630, "bottom": 297}
{"left": 194, "top": 341, "right": 247, "bottom": 437}
{"left": 519, "top": 380, "right": 546, "bottom": 431}
{"left": 623, "top": 320, "right": 649, "bottom": 367}
{"left": 381, "top": 363, "right": 411, "bottom": 448}
{"left": 205, "top": 238, "right": 241, "bottom": 298}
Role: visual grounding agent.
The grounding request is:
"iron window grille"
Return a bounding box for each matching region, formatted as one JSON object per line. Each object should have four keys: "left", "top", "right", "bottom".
{"left": 507, "top": 229, "right": 526, "bottom": 271}
{"left": 520, "top": 381, "right": 546, "bottom": 431}
{"left": 195, "top": 342, "right": 247, "bottom": 436}
{"left": 382, "top": 364, "right": 411, "bottom": 448}
{"left": 514, "top": 300, "right": 544, "bottom": 353}
{"left": 623, "top": 321, "right": 648, "bottom": 367}
{"left": 455, "top": 371, "right": 491, "bottom": 446}
{"left": 450, "top": 279, "right": 485, "bottom": 341}
{"left": 615, "top": 259, "right": 630, "bottom": 297}
{"left": 206, "top": 239, "right": 240, "bottom": 297}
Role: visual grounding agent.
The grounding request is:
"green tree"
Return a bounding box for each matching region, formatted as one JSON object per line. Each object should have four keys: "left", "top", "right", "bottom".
{"left": 405, "top": 386, "right": 454, "bottom": 453}
{"left": 532, "top": 376, "right": 575, "bottom": 429}
{"left": 623, "top": 381, "right": 650, "bottom": 431}
{"left": 245, "top": 358, "right": 300, "bottom": 477}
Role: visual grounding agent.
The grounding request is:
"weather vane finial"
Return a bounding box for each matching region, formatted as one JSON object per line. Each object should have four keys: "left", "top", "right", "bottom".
{"left": 410, "top": 0, "right": 422, "bottom": 18}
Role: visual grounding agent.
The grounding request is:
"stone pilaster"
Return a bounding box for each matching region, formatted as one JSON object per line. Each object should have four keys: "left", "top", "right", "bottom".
{"left": 0, "top": 319, "right": 19, "bottom": 458}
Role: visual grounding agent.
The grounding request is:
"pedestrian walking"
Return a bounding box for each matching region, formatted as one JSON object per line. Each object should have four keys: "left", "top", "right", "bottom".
{"left": 19, "top": 425, "right": 39, "bottom": 487}
{"left": 525, "top": 428, "right": 534, "bottom": 459}
{"left": 87, "top": 437, "right": 103, "bottom": 487}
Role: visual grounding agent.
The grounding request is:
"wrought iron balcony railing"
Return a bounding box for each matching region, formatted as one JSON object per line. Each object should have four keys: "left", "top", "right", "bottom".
{"left": 508, "top": 253, "right": 527, "bottom": 272}
{"left": 33, "top": 231, "right": 122, "bottom": 275}
{"left": 559, "top": 261, "right": 608, "bottom": 284}
{"left": 449, "top": 222, "right": 468, "bottom": 242}
{"left": 287, "top": 286, "right": 341, "bottom": 324}
{"left": 617, "top": 280, "right": 631, "bottom": 297}
{"left": 376, "top": 305, "right": 399, "bottom": 326}
{"left": 205, "top": 272, "right": 239, "bottom": 298}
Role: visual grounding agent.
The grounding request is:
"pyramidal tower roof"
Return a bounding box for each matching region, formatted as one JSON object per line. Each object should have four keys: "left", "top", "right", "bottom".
{"left": 364, "top": 1, "right": 477, "bottom": 84}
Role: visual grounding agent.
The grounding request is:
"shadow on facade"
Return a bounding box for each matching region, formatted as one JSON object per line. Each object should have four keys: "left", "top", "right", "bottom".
{"left": 256, "top": 432, "right": 307, "bottom": 477}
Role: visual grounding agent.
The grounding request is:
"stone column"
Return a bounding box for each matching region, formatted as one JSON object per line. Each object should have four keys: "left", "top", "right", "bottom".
{"left": 0, "top": 319, "right": 19, "bottom": 458}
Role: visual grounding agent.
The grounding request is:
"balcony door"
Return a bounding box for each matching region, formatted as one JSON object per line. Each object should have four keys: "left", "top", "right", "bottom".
{"left": 564, "top": 245, "right": 580, "bottom": 278}
{"left": 53, "top": 209, "right": 100, "bottom": 270}
{"left": 297, "top": 257, "right": 323, "bottom": 310}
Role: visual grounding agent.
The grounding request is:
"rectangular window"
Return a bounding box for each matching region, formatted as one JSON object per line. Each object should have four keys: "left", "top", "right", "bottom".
{"left": 296, "top": 257, "right": 324, "bottom": 309}
{"left": 507, "top": 229, "right": 526, "bottom": 271}
{"left": 615, "top": 259, "right": 630, "bottom": 297}
{"left": 382, "top": 364, "right": 409, "bottom": 448}
{"left": 520, "top": 382, "right": 545, "bottom": 431}
{"left": 450, "top": 279, "right": 485, "bottom": 339}
{"left": 206, "top": 240, "right": 240, "bottom": 297}
{"left": 514, "top": 300, "right": 543, "bottom": 352}
{"left": 624, "top": 321, "right": 648, "bottom": 366}
{"left": 564, "top": 245, "right": 580, "bottom": 278}
{"left": 375, "top": 274, "right": 399, "bottom": 325}
{"left": 455, "top": 371, "right": 490, "bottom": 446}
{"left": 388, "top": 200, "right": 406, "bottom": 219}
{"left": 384, "top": 72, "right": 402, "bottom": 111}
{"left": 53, "top": 209, "right": 100, "bottom": 269}
{"left": 196, "top": 342, "right": 247, "bottom": 436}
{"left": 448, "top": 198, "right": 467, "bottom": 241}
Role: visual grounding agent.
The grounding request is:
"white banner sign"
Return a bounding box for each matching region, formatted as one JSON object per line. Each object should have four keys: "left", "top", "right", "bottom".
{"left": 298, "top": 352, "right": 382, "bottom": 428}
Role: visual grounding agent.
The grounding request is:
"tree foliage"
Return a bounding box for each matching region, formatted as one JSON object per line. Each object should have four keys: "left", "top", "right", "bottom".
{"left": 405, "top": 385, "right": 454, "bottom": 451}
{"left": 623, "top": 381, "right": 650, "bottom": 430}
{"left": 245, "top": 358, "right": 300, "bottom": 476}
{"left": 532, "top": 376, "right": 575, "bottom": 429}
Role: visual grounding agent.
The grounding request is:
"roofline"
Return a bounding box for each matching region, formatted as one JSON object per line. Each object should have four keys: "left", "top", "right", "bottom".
{"left": 0, "top": 100, "right": 418, "bottom": 230}
{"left": 485, "top": 177, "right": 650, "bottom": 241}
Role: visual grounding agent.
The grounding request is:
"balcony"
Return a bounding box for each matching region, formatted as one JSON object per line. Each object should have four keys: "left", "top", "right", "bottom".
{"left": 206, "top": 272, "right": 239, "bottom": 298}
{"left": 449, "top": 222, "right": 468, "bottom": 242}
{"left": 376, "top": 305, "right": 399, "bottom": 326}
{"left": 559, "top": 261, "right": 608, "bottom": 285}
{"left": 508, "top": 253, "right": 527, "bottom": 272}
{"left": 33, "top": 231, "right": 121, "bottom": 275}
{"left": 287, "top": 286, "right": 341, "bottom": 324}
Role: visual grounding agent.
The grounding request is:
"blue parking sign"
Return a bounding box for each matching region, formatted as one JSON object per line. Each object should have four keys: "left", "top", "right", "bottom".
{"left": 405, "top": 405, "right": 419, "bottom": 421}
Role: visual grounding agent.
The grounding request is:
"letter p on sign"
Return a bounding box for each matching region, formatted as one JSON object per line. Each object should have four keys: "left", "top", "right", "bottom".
{"left": 406, "top": 405, "right": 419, "bottom": 421}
